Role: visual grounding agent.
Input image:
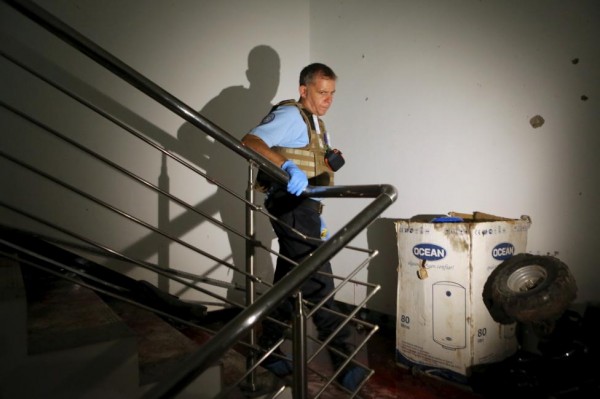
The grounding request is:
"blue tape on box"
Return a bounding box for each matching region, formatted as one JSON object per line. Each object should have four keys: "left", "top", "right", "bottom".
{"left": 431, "top": 216, "right": 464, "bottom": 223}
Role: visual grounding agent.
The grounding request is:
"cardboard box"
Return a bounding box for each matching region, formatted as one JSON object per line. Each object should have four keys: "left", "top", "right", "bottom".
{"left": 395, "top": 212, "right": 531, "bottom": 379}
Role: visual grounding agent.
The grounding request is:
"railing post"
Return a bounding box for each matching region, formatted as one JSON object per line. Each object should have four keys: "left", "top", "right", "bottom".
{"left": 292, "top": 291, "right": 307, "bottom": 399}
{"left": 244, "top": 164, "right": 258, "bottom": 392}
{"left": 157, "top": 153, "right": 170, "bottom": 292}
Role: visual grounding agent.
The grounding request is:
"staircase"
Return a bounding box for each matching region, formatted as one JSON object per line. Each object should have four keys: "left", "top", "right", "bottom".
{"left": 0, "top": 227, "right": 298, "bottom": 399}
{"left": 0, "top": 257, "right": 222, "bottom": 399}
{"left": 0, "top": 2, "right": 397, "bottom": 397}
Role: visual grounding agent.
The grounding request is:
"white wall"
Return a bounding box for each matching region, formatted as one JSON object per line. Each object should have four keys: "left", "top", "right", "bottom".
{"left": 1, "top": 1, "right": 598, "bottom": 317}
{"left": 0, "top": 0, "right": 309, "bottom": 306}
{"left": 311, "top": 0, "right": 600, "bottom": 314}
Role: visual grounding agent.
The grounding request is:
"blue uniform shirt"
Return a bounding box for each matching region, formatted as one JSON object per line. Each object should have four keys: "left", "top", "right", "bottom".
{"left": 250, "top": 105, "right": 309, "bottom": 148}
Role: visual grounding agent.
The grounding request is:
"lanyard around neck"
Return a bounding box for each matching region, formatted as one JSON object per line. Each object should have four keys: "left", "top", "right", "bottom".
{"left": 312, "top": 114, "right": 331, "bottom": 147}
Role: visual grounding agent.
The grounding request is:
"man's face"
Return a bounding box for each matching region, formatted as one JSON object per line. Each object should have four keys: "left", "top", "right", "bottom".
{"left": 299, "top": 74, "right": 336, "bottom": 116}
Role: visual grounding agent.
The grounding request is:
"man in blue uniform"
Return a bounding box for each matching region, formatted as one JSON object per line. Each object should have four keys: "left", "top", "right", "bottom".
{"left": 242, "top": 63, "right": 365, "bottom": 392}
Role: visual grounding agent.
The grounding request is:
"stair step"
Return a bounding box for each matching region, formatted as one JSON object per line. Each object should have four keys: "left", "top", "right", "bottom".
{"left": 1, "top": 264, "right": 139, "bottom": 399}
{"left": 25, "top": 271, "right": 134, "bottom": 355}
{"left": 0, "top": 263, "right": 230, "bottom": 398}
{"left": 0, "top": 257, "right": 293, "bottom": 398}
{"left": 102, "top": 296, "right": 204, "bottom": 386}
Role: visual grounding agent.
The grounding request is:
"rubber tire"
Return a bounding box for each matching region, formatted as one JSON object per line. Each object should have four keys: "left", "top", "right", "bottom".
{"left": 482, "top": 253, "right": 577, "bottom": 325}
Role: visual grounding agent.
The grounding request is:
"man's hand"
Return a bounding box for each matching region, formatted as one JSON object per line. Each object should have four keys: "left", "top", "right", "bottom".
{"left": 282, "top": 160, "right": 308, "bottom": 196}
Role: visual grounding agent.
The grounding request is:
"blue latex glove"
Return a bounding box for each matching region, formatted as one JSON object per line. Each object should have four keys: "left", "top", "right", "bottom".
{"left": 281, "top": 160, "right": 308, "bottom": 196}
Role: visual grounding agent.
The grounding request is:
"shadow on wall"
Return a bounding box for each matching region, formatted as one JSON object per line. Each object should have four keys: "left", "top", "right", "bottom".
{"left": 366, "top": 217, "right": 399, "bottom": 317}
{"left": 175, "top": 45, "right": 281, "bottom": 304}
{"left": 3, "top": 30, "right": 283, "bottom": 305}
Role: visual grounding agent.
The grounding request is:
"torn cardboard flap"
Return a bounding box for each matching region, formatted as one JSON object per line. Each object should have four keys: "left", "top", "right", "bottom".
{"left": 448, "top": 211, "right": 531, "bottom": 223}
{"left": 409, "top": 212, "right": 531, "bottom": 223}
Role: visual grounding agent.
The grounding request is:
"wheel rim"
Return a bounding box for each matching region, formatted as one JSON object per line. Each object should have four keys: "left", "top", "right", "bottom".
{"left": 507, "top": 264, "right": 547, "bottom": 292}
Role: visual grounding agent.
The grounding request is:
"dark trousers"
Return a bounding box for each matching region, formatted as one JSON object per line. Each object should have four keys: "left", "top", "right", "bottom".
{"left": 261, "top": 192, "right": 353, "bottom": 369}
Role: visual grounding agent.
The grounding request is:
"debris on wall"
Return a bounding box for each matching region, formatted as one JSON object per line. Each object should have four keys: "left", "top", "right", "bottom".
{"left": 529, "top": 115, "right": 545, "bottom": 128}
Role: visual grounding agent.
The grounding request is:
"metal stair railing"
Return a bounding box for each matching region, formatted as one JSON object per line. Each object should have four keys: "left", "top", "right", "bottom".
{"left": 2, "top": 0, "right": 398, "bottom": 397}
{"left": 0, "top": 48, "right": 379, "bottom": 396}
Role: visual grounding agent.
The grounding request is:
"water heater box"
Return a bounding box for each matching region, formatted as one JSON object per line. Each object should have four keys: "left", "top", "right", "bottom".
{"left": 395, "top": 212, "right": 531, "bottom": 378}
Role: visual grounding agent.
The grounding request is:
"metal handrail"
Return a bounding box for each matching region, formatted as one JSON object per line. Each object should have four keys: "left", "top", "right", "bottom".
{"left": 4, "top": 0, "right": 398, "bottom": 397}
{"left": 143, "top": 188, "right": 396, "bottom": 398}
{"left": 4, "top": 0, "right": 394, "bottom": 200}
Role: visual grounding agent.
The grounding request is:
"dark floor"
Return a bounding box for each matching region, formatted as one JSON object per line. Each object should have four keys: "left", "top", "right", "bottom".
{"left": 177, "top": 316, "right": 483, "bottom": 399}
{"left": 339, "top": 328, "right": 482, "bottom": 399}
{"left": 18, "top": 261, "right": 600, "bottom": 399}
{"left": 136, "top": 300, "right": 600, "bottom": 399}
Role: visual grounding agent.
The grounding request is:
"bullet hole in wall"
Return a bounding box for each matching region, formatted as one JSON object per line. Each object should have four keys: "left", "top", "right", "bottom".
{"left": 530, "top": 115, "right": 545, "bottom": 128}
